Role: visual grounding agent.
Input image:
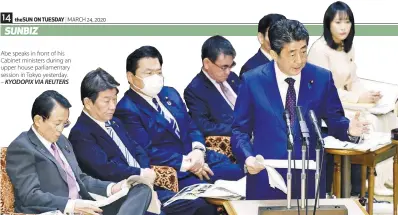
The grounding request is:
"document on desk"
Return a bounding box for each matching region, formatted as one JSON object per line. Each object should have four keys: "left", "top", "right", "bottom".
{"left": 342, "top": 90, "right": 398, "bottom": 115}
{"left": 324, "top": 132, "right": 391, "bottom": 152}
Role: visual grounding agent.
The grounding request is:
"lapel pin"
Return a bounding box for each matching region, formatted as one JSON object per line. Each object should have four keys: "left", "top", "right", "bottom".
{"left": 165, "top": 97, "right": 172, "bottom": 105}
{"left": 231, "top": 80, "right": 235, "bottom": 83}
{"left": 308, "top": 80, "right": 314, "bottom": 89}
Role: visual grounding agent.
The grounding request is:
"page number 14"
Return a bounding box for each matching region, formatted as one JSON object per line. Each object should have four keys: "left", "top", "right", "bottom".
{"left": 1, "top": 13, "right": 13, "bottom": 23}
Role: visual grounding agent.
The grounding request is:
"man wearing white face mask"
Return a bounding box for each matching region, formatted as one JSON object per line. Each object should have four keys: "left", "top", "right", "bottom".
{"left": 115, "top": 46, "right": 244, "bottom": 191}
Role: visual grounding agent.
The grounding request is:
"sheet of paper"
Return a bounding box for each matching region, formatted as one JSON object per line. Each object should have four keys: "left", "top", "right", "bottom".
{"left": 38, "top": 211, "right": 63, "bottom": 215}
{"left": 214, "top": 176, "right": 246, "bottom": 197}
{"left": 324, "top": 132, "right": 391, "bottom": 152}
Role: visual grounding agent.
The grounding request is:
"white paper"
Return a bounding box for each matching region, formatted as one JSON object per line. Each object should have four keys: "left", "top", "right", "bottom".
{"left": 163, "top": 182, "right": 244, "bottom": 207}
{"left": 213, "top": 176, "right": 246, "bottom": 197}
{"left": 369, "top": 91, "right": 398, "bottom": 115}
{"left": 324, "top": 132, "right": 391, "bottom": 152}
{"left": 342, "top": 90, "right": 398, "bottom": 115}
{"left": 88, "top": 176, "right": 161, "bottom": 214}
{"left": 38, "top": 211, "right": 63, "bottom": 215}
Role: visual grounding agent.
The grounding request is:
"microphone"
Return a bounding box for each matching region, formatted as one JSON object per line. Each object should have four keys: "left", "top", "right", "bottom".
{"left": 283, "top": 110, "right": 294, "bottom": 149}
{"left": 296, "top": 106, "right": 310, "bottom": 146}
{"left": 309, "top": 110, "right": 324, "bottom": 147}
{"left": 295, "top": 106, "right": 309, "bottom": 212}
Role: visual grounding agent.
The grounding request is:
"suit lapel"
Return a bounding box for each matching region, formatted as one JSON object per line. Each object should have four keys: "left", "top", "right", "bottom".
{"left": 79, "top": 112, "right": 129, "bottom": 164}
{"left": 297, "top": 65, "right": 314, "bottom": 118}
{"left": 158, "top": 93, "right": 184, "bottom": 139}
{"left": 200, "top": 71, "right": 234, "bottom": 111}
{"left": 226, "top": 73, "right": 239, "bottom": 94}
{"left": 56, "top": 138, "right": 80, "bottom": 179}
{"left": 110, "top": 119, "right": 137, "bottom": 157}
{"left": 261, "top": 63, "right": 285, "bottom": 128}
{"left": 127, "top": 89, "right": 180, "bottom": 139}
{"left": 28, "top": 129, "right": 68, "bottom": 184}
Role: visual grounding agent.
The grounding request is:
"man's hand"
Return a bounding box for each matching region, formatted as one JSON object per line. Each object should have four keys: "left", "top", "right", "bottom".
{"left": 245, "top": 156, "right": 265, "bottom": 175}
{"left": 187, "top": 149, "right": 205, "bottom": 172}
{"left": 111, "top": 179, "right": 127, "bottom": 195}
{"left": 348, "top": 111, "right": 370, "bottom": 137}
{"left": 74, "top": 199, "right": 102, "bottom": 215}
{"left": 141, "top": 168, "right": 156, "bottom": 183}
{"left": 358, "top": 91, "right": 382, "bottom": 103}
{"left": 192, "top": 163, "right": 214, "bottom": 180}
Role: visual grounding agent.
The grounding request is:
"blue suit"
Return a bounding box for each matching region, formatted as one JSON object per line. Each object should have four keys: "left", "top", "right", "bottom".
{"left": 184, "top": 70, "right": 241, "bottom": 136}
{"left": 239, "top": 49, "right": 270, "bottom": 78}
{"left": 68, "top": 112, "right": 217, "bottom": 215}
{"left": 231, "top": 61, "right": 350, "bottom": 200}
{"left": 115, "top": 87, "right": 244, "bottom": 189}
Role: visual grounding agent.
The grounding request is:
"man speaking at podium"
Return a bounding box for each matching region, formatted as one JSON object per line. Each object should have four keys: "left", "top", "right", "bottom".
{"left": 231, "top": 19, "right": 369, "bottom": 200}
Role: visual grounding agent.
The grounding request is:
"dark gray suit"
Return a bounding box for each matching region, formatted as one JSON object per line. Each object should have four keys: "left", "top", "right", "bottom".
{"left": 6, "top": 128, "right": 152, "bottom": 215}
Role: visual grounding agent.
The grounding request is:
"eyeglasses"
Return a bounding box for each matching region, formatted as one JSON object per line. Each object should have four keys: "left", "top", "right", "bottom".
{"left": 41, "top": 116, "right": 71, "bottom": 131}
{"left": 211, "top": 61, "right": 236, "bottom": 72}
{"left": 55, "top": 120, "right": 71, "bottom": 131}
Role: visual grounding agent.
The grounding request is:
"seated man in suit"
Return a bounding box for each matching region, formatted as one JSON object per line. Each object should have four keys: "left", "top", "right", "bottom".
{"left": 240, "top": 13, "right": 286, "bottom": 78}
{"left": 115, "top": 46, "right": 244, "bottom": 190}
{"left": 6, "top": 90, "right": 152, "bottom": 215}
{"left": 69, "top": 68, "right": 217, "bottom": 215}
{"left": 184, "top": 35, "right": 240, "bottom": 137}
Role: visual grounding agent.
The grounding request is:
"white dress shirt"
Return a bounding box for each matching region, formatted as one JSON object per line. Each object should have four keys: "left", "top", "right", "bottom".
{"left": 202, "top": 69, "right": 237, "bottom": 110}
{"left": 274, "top": 62, "right": 301, "bottom": 108}
{"left": 31, "top": 126, "right": 114, "bottom": 214}
{"left": 133, "top": 88, "right": 206, "bottom": 172}
{"left": 260, "top": 48, "right": 273, "bottom": 61}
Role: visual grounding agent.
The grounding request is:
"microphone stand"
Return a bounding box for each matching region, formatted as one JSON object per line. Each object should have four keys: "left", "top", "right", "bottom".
{"left": 287, "top": 127, "right": 294, "bottom": 209}
{"left": 314, "top": 138, "right": 322, "bottom": 208}
{"left": 301, "top": 142, "right": 307, "bottom": 209}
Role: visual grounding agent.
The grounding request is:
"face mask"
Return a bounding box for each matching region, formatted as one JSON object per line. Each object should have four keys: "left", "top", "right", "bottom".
{"left": 134, "top": 74, "right": 164, "bottom": 97}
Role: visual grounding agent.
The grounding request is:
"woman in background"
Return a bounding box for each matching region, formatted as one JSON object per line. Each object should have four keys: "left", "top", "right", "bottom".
{"left": 308, "top": 1, "right": 396, "bottom": 196}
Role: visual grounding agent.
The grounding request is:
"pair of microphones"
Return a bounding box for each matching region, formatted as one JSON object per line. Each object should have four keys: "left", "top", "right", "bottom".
{"left": 284, "top": 107, "right": 324, "bottom": 148}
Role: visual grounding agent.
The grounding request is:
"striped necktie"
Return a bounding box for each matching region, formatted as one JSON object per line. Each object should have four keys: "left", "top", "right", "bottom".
{"left": 105, "top": 121, "right": 140, "bottom": 168}
{"left": 152, "top": 98, "right": 181, "bottom": 138}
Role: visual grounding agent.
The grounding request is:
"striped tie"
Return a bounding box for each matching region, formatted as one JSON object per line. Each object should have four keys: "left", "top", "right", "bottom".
{"left": 105, "top": 121, "right": 140, "bottom": 168}
{"left": 152, "top": 98, "right": 180, "bottom": 138}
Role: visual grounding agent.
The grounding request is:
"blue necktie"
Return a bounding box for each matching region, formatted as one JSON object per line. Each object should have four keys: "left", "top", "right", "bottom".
{"left": 105, "top": 121, "right": 140, "bottom": 168}
{"left": 285, "top": 78, "right": 296, "bottom": 125}
{"left": 152, "top": 98, "right": 181, "bottom": 138}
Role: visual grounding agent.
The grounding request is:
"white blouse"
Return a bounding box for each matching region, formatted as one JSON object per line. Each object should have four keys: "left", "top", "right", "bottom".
{"left": 308, "top": 36, "right": 366, "bottom": 103}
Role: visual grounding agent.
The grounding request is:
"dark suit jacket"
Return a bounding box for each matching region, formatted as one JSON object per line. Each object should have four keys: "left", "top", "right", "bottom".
{"left": 184, "top": 70, "right": 241, "bottom": 136}
{"left": 239, "top": 48, "right": 271, "bottom": 78}
{"left": 68, "top": 112, "right": 150, "bottom": 182}
{"left": 114, "top": 87, "right": 205, "bottom": 174}
{"left": 6, "top": 129, "right": 110, "bottom": 214}
{"left": 231, "top": 61, "right": 350, "bottom": 199}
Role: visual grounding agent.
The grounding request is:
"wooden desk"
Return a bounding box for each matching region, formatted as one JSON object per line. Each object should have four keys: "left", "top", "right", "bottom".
{"left": 223, "top": 199, "right": 368, "bottom": 215}
{"left": 326, "top": 140, "right": 398, "bottom": 215}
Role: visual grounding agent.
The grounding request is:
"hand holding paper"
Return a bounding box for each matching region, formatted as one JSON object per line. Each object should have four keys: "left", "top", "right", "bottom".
{"left": 74, "top": 199, "right": 103, "bottom": 215}
{"left": 255, "top": 155, "right": 288, "bottom": 194}
{"left": 245, "top": 156, "right": 265, "bottom": 175}
{"left": 141, "top": 168, "right": 156, "bottom": 184}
